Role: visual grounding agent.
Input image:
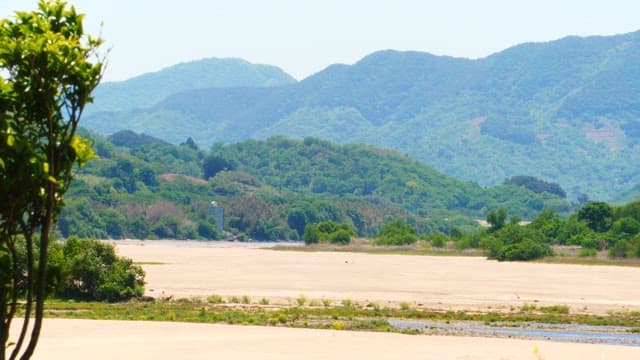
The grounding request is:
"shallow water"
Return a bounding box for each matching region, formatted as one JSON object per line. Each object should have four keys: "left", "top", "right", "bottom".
{"left": 388, "top": 319, "right": 640, "bottom": 346}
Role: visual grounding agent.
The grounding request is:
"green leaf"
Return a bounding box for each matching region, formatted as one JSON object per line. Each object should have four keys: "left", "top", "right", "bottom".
{"left": 71, "top": 135, "right": 96, "bottom": 166}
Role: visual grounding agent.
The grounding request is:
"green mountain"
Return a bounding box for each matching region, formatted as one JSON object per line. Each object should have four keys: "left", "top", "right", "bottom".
{"left": 84, "top": 31, "right": 640, "bottom": 201}
{"left": 61, "top": 132, "right": 569, "bottom": 240}
{"left": 84, "top": 57, "right": 296, "bottom": 119}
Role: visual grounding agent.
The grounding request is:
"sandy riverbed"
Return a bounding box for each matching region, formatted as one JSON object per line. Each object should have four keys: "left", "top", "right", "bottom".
{"left": 116, "top": 241, "right": 640, "bottom": 314}
{"left": 29, "top": 319, "right": 640, "bottom": 359}
{"left": 16, "top": 241, "right": 640, "bottom": 359}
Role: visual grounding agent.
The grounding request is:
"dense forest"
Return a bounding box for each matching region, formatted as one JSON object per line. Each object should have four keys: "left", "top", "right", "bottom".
{"left": 59, "top": 131, "right": 570, "bottom": 241}
{"left": 83, "top": 31, "right": 640, "bottom": 202}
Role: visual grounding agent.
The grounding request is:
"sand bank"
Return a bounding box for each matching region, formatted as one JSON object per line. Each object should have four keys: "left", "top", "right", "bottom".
{"left": 29, "top": 319, "right": 639, "bottom": 359}
{"left": 116, "top": 241, "right": 640, "bottom": 314}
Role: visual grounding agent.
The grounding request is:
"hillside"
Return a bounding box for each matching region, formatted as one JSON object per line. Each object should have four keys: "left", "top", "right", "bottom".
{"left": 84, "top": 57, "right": 296, "bottom": 121}
{"left": 60, "top": 131, "right": 569, "bottom": 240}
{"left": 83, "top": 31, "right": 640, "bottom": 202}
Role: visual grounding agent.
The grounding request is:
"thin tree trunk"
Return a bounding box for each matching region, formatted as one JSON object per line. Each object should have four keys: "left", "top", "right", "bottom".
{"left": 10, "top": 231, "right": 34, "bottom": 360}
{"left": 19, "top": 209, "right": 50, "bottom": 360}
{"left": 1, "top": 287, "right": 6, "bottom": 360}
{"left": 20, "top": 114, "right": 55, "bottom": 360}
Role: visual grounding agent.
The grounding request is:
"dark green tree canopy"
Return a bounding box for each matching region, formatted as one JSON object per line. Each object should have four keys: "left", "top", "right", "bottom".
{"left": 578, "top": 201, "right": 614, "bottom": 232}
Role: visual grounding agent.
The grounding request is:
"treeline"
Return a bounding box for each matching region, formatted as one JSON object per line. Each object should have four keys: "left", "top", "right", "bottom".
{"left": 58, "top": 131, "right": 573, "bottom": 241}
{"left": 365, "top": 200, "right": 640, "bottom": 261}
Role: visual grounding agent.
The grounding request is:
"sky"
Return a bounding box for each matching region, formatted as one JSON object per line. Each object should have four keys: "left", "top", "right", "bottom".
{"left": 2, "top": 0, "right": 640, "bottom": 82}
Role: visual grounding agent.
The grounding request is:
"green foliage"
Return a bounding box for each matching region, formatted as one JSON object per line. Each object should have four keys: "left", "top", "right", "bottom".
{"left": 303, "top": 221, "right": 354, "bottom": 245}
{"left": 482, "top": 223, "right": 552, "bottom": 261}
{"left": 84, "top": 58, "right": 296, "bottom": 119}
{"left": 79, "top": 34, "right": 640, "bottom": 202}
{"left": 486, "top": 208, "right": 507, "bottom": 232}
{"left": 505, "top": 176, "right": 566, "bottom": 198}
{"left": 0, "top": 2, "right": 104, "bottom": 357}
{"left": 427, "top": 233, "right": 448, "bottom": 248}
{"left": 375, "top": 220, "right": 418, "bottom": 245}
{"left": 202, "top": 154, "right": 235, "bottom": 180}
{"left": 578, "top": 202, "right": 614, "bottom": 232}
{"left": 57, "top": 237, "right": 144, "bottom": 301}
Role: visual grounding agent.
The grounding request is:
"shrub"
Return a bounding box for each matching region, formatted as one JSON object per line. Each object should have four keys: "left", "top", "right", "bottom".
{"left": 578, "top": 248, "right": 597, "bottom": 257}
{"left": 495, "top": 240, "right": 552, "bottom": 261}
{"left": 609, "top": 240, "right": 630, "bottom": 258}
{"left": 330, "top": 229, "right": 351, "bottom": 245}
{"left": 303, "top": 221, "right": 354, "bottom": 245}
{"left": 58, "top": 237, "right": 145, "bottom": 302}
{"left": 375, "top": 220, "right": 418, "bottom": 245}
{"left": 207, "top": 294, "right": 224, "bottom": 304}
{"left": 429, "top": 232, "right": 448, "bottom": 248}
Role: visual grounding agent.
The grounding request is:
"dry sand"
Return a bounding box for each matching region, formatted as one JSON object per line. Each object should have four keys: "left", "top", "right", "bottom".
{"left": 116, "top": 241, "right": 640, "bottom": 314}
{"left": 23, "top": 240, "right": 640, "bottom": 359}
{"left": 30, "top": 319, "right": 640, "bottom": 360}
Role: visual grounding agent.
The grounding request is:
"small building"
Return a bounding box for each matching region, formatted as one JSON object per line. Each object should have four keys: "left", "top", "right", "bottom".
{"left": 207, "top": 201, "right": 224, "bottom": 233}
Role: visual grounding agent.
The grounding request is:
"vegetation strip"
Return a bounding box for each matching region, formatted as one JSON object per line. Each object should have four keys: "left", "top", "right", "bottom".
{"left": 42, "top": 298, "right": 640, "bottom": 340}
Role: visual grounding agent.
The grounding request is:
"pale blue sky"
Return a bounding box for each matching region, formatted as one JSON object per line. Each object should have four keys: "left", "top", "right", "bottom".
{"left": 2, "top": 0, "right": 640, "bottom": 82}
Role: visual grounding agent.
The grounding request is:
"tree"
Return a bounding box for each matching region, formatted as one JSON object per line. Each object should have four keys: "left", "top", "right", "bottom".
{"left": 57, "top": 237, "right": 144, "bottom": 302}
{"left": 375, "top": 220, "right": 418, "bottom": 245}
{"left": 0, "top": 2, "right": 103, "bottom": 358}
{"left": 486, "top": 208, "right": 507, "bottom": 232}
{"left": 202, "top": 154, "right": 234, "bottom": 179}
{"left": 578, "top": 201, "right": 613, "bottom": 232}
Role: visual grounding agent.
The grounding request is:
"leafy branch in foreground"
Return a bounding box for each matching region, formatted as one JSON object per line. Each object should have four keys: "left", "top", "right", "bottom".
{"left": 0, "top": 1, "right": 103, "bottom": 358}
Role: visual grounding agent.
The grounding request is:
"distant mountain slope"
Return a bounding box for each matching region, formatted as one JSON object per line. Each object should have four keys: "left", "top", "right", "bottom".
{"left": 85, "top": 57, "right": 296, "bottom": 118}
{"left": 84, "top": 31, "right": 640, "bottom": 201}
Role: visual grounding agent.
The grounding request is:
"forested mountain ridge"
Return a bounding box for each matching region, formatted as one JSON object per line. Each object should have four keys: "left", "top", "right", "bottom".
{"left": 84, "top": 57, "right": 296, "bottom": 117}
{"left": 60, "top": 131, "right": 569, "bottom": 240}
{"left": 84, "top": 31, "right": 640, "bottom": 201}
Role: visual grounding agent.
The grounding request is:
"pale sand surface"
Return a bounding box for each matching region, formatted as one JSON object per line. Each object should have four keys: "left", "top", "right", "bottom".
{"left": 30, "top": 319, "right": 640, "bottom": 360}
{"left": 116, "top": 241, "right": 640, "bottom": 313}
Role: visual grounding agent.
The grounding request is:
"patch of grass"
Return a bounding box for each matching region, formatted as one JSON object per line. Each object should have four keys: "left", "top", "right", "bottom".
{"left": 579, "top": 248, "right": 598, "bottom": 257}
{"left": 133, "top": 261, "right": 168, "bottom": 265}
{"left": 259, "top": 297, "right": 269, "bottom": 305}
{"left": 241, "top": 295, "right": 251, "bottom": 304}
{"left": 42, "top": 298, "right": 640, "bottom": 334}
{"left": 539, "top": 305, "right": 570, "bottom": 315}
{"left": 296, "top": 295, "right": 307, "bottom": 307}
{"left": 520, "top": 303, "right": 537, "bottom": 312}
{"left": 207, "top": 294, "right": 224, "bottom": 304}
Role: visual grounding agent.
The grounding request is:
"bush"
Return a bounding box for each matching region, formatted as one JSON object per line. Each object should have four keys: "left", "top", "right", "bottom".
{"left": 303, "top": 221, "right": 354, "bottom": 245}
{"left": 330, "top": 230, "right": 351, "bottom": 245}
{"left": 608, "top": 240, "right": 630, "bottom": 259}
{"left": 495, "top": 240, "right": 553, "bottom": 261}
{"left": 57, "top": 237, "right": 145, "bottom": 302}
{"left": 375, "top": 220, "right": 418, "bottom": 245}
{"left": 428, "top": 233, "right": 448, "bottom": 248}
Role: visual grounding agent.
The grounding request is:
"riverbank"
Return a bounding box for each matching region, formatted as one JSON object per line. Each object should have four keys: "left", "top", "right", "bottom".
{"left": 30, "top": 319, "right": 640, "bottom": 359}
{"left": 115, "top": 241, "right": 640, "bottom": 315}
